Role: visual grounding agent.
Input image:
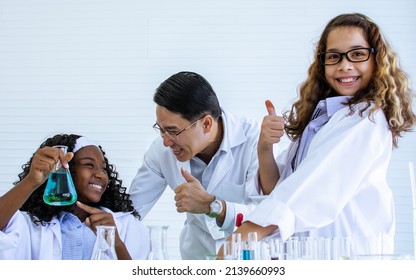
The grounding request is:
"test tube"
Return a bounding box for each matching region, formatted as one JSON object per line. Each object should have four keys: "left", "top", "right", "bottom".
{"left": 232, "top": 233, "right": 242, "bottom": 260}
{"left": 259, "top": 239, "right": 271, "bottom": 260}
{"left": 285, "top": 236, "right": 300, "bottom": 260}
{"left": 242, "top": 241, "right": 251, "bottom": 260}
{"left": 268, "top": 238, "right": 282, "bottom": 260}
{"left": 247, "top": 232, "right": 258, "bottom": 260}
{"left": 223, "top": 241, "right": 234, "bottom": 260}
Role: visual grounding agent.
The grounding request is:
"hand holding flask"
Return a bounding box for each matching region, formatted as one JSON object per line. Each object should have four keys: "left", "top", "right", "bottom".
{"left": 43, "top": 145, "right": 77, "bottom": 206}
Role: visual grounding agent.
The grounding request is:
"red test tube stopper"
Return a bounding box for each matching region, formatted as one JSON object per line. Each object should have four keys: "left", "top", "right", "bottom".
{"left": 236, "top": 213, "right": 243, "bottom": 227}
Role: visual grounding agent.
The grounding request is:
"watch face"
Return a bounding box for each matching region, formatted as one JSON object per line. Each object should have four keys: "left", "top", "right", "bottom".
{"left": 211, "top": 200, "right": 221, "bottom": 213}
{"left": 209, "top": 200, "right": 222, "bottom": 218}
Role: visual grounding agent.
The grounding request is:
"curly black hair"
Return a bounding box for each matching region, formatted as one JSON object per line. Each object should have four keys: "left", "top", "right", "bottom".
{"left": 16, "top": 134, "right": 140, "bottom": 224}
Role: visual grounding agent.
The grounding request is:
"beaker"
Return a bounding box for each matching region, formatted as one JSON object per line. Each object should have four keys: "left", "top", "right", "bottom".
{"left": 147, "top": 225, "right": 169, "bottom": 260}
{"left": 91, "top": 225, "right": 118, "bottom": 260}
{"left": 43, "top": 145, "right": 77, "bottom": 206}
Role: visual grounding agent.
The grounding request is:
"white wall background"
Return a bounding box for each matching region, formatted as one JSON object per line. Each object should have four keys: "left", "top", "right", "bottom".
{"left": 0, "top": 0, "right": 415, "bottom": 259}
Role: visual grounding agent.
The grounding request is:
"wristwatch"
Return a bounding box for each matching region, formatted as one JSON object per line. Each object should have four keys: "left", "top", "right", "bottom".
{"left": 207, "top": 197, "right": 223, "bottom": 218}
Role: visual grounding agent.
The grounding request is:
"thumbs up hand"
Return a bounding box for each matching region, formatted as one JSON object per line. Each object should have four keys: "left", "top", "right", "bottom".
{"left": 265, "top": 99, "right": 277, "bottom": 116}
{"left": 174, "top": 167, "right": 215, "bottom": 214}
{"left": 180, "top": 167, "right": 197, "bottom": 183}
{"left": 258, "top": 100, "right": 285, "bottom": 152}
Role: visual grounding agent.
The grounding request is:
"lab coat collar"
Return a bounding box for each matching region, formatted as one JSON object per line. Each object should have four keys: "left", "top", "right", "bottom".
{"left": 204, "top": 110, "right": 247, "bottom": 191}
{"left": 220, "top": 109, "right": 246, "bottom": 150}
{"left": 326, "top": 96, "right": 352, "bottom": 117}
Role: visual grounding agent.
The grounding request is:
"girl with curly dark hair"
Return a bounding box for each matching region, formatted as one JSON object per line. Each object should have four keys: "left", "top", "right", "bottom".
{"left": 0, "top": 134, "right": 150, "bottom": 259}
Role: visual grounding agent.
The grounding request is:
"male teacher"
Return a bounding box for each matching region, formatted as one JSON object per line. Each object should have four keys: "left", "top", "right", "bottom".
{"left": 129, "top": 71, "right": 261, "bottom": 259}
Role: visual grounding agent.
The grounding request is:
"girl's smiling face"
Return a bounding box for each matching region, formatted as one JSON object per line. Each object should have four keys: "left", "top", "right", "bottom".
{"left": 324, "top": 26, "right": 375, "bottom": 96}
{"left": 72, "top": 145, "right": 109, "bottom": 204}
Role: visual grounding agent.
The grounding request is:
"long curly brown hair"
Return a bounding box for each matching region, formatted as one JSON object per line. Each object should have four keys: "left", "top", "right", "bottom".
{"left": 15, "top": 134, "right": 140, "bottom": 224}
{"left": 284, "top": 13, "right": 416, "bottom": 147}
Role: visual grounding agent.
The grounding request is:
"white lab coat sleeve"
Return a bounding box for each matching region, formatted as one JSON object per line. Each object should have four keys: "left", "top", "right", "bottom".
{"left": 220, "top": 144, "right": 263, "bottom": 233}
{"left": 0, "top": 211, "right": 32, "bottom": 259}
{"left": 128, "top": 141, "right": 168, "bottom": 219}
{"left": 246, "top": 106, "right": 392, "bottom": 240}
{"left": 221, "top": 201, "right": 258, "bottom": 234}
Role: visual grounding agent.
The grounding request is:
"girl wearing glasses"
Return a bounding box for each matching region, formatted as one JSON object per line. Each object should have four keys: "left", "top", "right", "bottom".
{"left": 221, "top": 13, "right": 416, "bottom": 258}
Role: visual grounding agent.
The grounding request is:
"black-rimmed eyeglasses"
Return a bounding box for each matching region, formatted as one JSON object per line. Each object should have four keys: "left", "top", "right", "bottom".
{"left": 318, "top": 47, "right": 374, "bottom": 66}
{"left": 153, "top": 116, "right": 204, "bottom": 141}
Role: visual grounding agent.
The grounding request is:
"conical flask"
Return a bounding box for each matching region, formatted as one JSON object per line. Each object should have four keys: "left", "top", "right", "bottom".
{"left": 147, "top": 225, "right": 169, "bottom": 260}
{"left": 43, "top": 145, "right": 77, "bottom": 206}
{"left": 91, "top": 225, "right": 118, "bottom": 260}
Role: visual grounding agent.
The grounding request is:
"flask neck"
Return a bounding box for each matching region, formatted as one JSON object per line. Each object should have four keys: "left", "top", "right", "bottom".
{"left": 97, "top": 226, "right": 115, "bottom": 243}
{"left": 52, "top": 145, "right": 68, "bottom": 172}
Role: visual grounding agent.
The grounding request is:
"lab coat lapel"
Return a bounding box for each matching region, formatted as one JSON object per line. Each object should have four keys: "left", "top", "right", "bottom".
{"left": 207, "top": 112, "right": 246, "bottom": 192}
{"left": 49, "top": 216, "right": 63, "bottom": 255}
{"left": 207, "top": 150, "right": 234, "bottom": 192}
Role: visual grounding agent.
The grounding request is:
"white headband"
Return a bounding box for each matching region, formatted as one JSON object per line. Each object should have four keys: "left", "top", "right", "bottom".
{"left": 73, "top": 136, "right": 100, "bottom": 153}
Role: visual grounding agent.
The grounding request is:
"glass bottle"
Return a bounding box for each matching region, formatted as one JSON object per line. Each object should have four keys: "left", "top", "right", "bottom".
{"left": 147, "top": 225, "right": 169, "bottom": 260}
{"left": 43, "top": 145, "right": 77, "bottom": 206}
{"left": 91, "top": 225, "right": 118, "bottom": 260}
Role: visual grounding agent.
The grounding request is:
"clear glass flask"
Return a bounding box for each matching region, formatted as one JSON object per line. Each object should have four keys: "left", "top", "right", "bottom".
{"left": 43, "top": 145, "right": 77, "bottom": 206}
{"left": 91, "top": 225, "right": 118, "bottom": 260}
{"left": 147, "top": 225, "right": 169, "bottom": 260}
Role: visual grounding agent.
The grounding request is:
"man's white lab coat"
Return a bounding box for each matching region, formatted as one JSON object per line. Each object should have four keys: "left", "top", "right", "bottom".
{"left": 129, "top": 110, "right": 261, "bottom": 259}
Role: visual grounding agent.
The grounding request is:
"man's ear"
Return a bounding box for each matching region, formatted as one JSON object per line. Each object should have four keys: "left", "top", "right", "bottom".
{"left": 201, "top": 115, "right": 213, "bottom": 132}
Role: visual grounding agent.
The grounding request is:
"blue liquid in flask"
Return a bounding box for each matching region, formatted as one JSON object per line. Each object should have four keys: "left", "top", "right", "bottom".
{"left": 43, "top": 171, "right": 77, "bottom": 206}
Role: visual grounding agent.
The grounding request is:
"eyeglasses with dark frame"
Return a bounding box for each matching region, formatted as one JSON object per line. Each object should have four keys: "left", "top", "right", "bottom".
{"left": 153, "top": 116, "right": 205, "bottom": 141}
{"left": 318, "top": 47, "right": 374, "bottom": 66}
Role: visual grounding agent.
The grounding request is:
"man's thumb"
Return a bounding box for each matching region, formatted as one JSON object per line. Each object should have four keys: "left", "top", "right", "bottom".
{"left": 181, "top": 167, "right": 195, "bottom": 182}
{"left": 265, "top": 100, "right": 277, "bottom": 116}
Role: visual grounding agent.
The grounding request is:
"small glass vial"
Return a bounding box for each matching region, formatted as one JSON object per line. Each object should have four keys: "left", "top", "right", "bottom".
{"left": 147, "top": 225, "right": 169, "bottom": 260}
{"left": 43, "top": 145, "right": 77, "bottom": 206}
{"left": 241, "top": 232, "right": 258, "bottom": 260}
{"left": 232, "top": 233, "right": 242, "bottom": 260}
{"left": 223, "top": 241, "right": 234, "bottom": 260}
{"left": 91, "top": 225, "right": 118, "bottom": 260}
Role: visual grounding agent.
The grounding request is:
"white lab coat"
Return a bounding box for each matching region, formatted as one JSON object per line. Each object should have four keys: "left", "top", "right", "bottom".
{"left": 0, "top": 207, "right": 150, "bottom": 260}
{"left": 129, "top": 110, "right": 261, "bottom": 259}
{"left": 247, "top": 102, "right": 395, "bottom": 256}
